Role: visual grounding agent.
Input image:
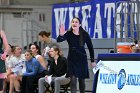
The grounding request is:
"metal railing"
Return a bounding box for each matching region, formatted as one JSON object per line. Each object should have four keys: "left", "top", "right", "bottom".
{"left": 21, "top": 12, "right": 48, "bottom": 50}
{"left": 114, "top": 0, "right": 140, "bottom": 52}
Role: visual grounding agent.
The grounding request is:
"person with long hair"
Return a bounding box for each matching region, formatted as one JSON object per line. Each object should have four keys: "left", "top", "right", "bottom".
{"left": 57, "top": 17, "right": 96, "bottom": 93}
{"left": 30, "top": 44, "right": 47, "bottom": 69}
{"left": 0, "top": 30, "right": 9, "bottom": 93}
{"left": 38, "top": 45, "right": 69, "bottom": 93}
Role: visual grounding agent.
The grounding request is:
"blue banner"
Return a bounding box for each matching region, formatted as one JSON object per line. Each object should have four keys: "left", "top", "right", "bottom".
{"left": 52, "top": 0, "right": 128, "bottom": 39}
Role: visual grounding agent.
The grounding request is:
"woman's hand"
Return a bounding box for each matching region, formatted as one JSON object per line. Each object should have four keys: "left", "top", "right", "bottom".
{"left": 91, "top": 62, "right": 96, "bottom": 68}
{"left": 45, "top": 75, "right": 48, "bottom": 81}
{"left": 59, "top": 24, "right": 66, "bottom": 36}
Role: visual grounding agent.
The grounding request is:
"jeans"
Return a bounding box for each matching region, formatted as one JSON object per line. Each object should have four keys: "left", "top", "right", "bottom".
{"left": 38, "top": 77, "right": 46, "bottom": 93}
{"left": 38, "top": 76, "right": 70, "bottom": 93}
{"left": 54, "top": 76, "right": 70, "bottom": 93}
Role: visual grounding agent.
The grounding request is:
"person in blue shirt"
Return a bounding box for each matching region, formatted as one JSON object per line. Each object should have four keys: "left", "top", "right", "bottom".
{"left": 23, "top": 50, "right": 45, "bottom": 76}
{"left": 21, "top": 50, "right": 47, "bottom": 93}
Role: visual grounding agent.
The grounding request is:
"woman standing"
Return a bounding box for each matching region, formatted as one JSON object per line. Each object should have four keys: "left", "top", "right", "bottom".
{"left": 57, "top": 17, "right": 96, "bottom": 93}
{"left": 38, "top": 31, "right": 57, "bottom": 61}
{"left": 0, "top": 30, "right": 9, "bottom": 93}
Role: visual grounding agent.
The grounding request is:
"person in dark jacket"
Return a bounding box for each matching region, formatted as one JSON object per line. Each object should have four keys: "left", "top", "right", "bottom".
{"left": 38, "top": 45, "right": 70, "bottom": 93}
{"left": 57, "top": 17, "right": 96, "bottom": 93}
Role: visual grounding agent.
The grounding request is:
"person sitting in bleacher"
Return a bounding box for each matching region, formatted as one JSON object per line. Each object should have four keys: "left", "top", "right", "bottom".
{"left": 38, "top": 45, "right": 70, "bottom": 93}
{"left": 20, "top": 50, "right": 47, "bottom": 93}
{"left": 3, "top": 44, "right": 14, "bottom": 93}
{"left": 130, "top": 40, "right": 140, "bottom": 53}
{"left": 3, "top": 45, "right": 25, "bottom": 93}
{"left": 30, "top": 43, "right": 48, "bottom": 69}
{"left": 135, "top": 40, "right": 140, "bottom": 53}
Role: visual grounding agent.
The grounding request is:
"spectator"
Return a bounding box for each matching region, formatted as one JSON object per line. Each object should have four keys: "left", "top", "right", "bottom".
{"left": 38, "top": 45, "right": 70, "bottom": 93}
{"left": 3, "top": 44, "right": 14, "bottom": 93}
{"left": 5, "top": 45, "right": 25, "bottom": 93}
{"left": 21, "top": 50, "right": 47, "bottom": 93}
{"left": 30, "top": 44, "right": 47, "bottom": 69}
{"left": 130, "top": 44, "right": 137, "bottom": 53}
{"left": 129, "top": 39, "right": 140, "bottom": 53}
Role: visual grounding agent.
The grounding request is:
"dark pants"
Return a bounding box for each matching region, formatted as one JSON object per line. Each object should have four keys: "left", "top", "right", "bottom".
{"left": 70, "top": 76, "right": 85, "bottom": 93}
{"left": 21, "top": 70, "right": 47, "bottom": 93}
{"left": 0, "top": 79, "right": 3, "bottom": 91}
{"left": 21, "top": 76, "right": 34, "bottom": 93}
